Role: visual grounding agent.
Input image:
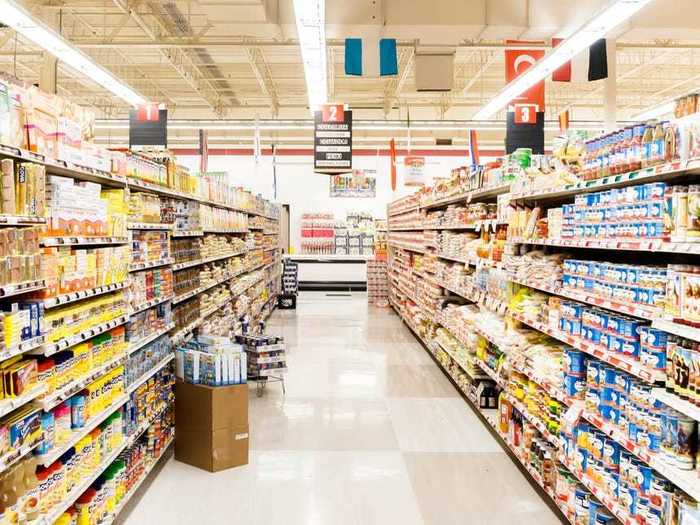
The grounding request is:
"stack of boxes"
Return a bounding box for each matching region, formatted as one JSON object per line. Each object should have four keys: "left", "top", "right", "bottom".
{"left": 367, "top": 260, "right": 389, "bottom": 305}
{"left": 237, "top": 334, "right": 287, "bottom": 379}
{"left": 45, "top": 177, "right": 109, "bottom": 237}
{"left": 175, "top": 335, "right": 247, "bottom": 386}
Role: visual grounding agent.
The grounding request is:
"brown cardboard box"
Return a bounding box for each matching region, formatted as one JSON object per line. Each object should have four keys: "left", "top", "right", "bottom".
{"left": 174, "top": 381, "right": 250, "bottom": 472}
{"left": 175, "top": 425, "right": 249, "bottom": 473}
{"left": 175, "top": 380, "right": 248, "bottom": 431}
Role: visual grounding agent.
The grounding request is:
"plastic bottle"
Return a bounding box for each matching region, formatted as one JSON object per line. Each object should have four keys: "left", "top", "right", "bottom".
{"left": 641, "top": 121, "right": 655, "bottom": 168}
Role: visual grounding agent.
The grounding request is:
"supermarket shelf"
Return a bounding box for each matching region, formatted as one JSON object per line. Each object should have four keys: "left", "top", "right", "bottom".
{"left": 172, "top": 229, "right": 204, "bottom": 237}
{"left": 39, "top": 353, "right": 127, "bottom": 411}
{"left": 387, "top": 205, "right": 418, "bottom": 217}
{"left": 0, "top": 143, "right": 128, "bottom": 187}
{"left": 0, "top": 334, "right": 45, "bottom": 362}
{"left": 650, "top": 457, "right": 700, "bottom": 501}
{"left": 172, "top": 269, "right": 242, "bottom": 305}
{"left": 203, "top": 227, "right": 249, "bottom": 234}
{"left": 129, "top": 258, "right": 174, "bottom": 272}
{"left": 0, "top": 279, "right": 45, "bottom": 298}
{"left": 40, "top": 437, "right": 132, "bottom": 524}
{"left": 127, "top": 222, "right": 174, "bottom": 231}
{"left": 102, "top": 436, "right": 174, "bottom": 525}
{"left": 127, "top": 323, "right": 174, "bottom": 355}
{"left": 387, "top": 242, "right": 427, "bottom": 254}
{"left": 509, "top": 236, "right": 700, "bottom": 255}
{"left": 127, "top": 353, "right": 175, "bottom": 394}
{"left": 43, "top": 282, "right": 127, "bottom": 309}
{"left": 652, "top": 388, "right": 700, "bottom": 421}
{"left": 0, "top": 215, "right": 46, "bottom": 226}
{"left": 0, "top": 383, "right": 46, "bottom": 418}
{"left": 36, "top": 314, "right": 130, "bottom": 356}
{"left": 436, "top": 252, "right": 504, "bottom": 269}
{"left": 248, "top": 225, "right": 264, "bottom": 230}
{"left": 35, "top": 393, "right": 130, "bottom": 466}
{"left": 509, "top": 276, "right": 661, "bottom": 320}
{"left": 511, "top": 312, "right": 664, "bottom": 383}
{"left": 171, "top": 250, "right": 246, "bottom": 271}
{"left": 510, "top": 160, "right": 700, "bottom": 203}
{"left": 420, "top": 183, "right": 510, "bottom": 209}
{"left": 392, "top": 303, "right": 571, "bottom": 524}
{"left": 434, "top": 337, "right": 489, "bottom": 381}
{"left": 651, "top": 318, "right": 700, "bottom": 342}
{"left": 41, "top": 236, "right": 129, "bottom": 247}
{"left": 0, "top": 439, "right": 42, "bottom": 474}
{"left": 389, "top": 226, "right": 425, "bottom": 231}
{"left": 128, "top": 178, "right": 192, "bottom": 199}
{"left": 130, "top": 294, "right": 173, "bottom": 315}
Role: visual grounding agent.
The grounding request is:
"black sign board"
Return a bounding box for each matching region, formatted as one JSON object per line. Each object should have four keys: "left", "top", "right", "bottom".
{"left": 314, "top": 110, "right": 352, "bottom": 174}
{"left": 506, "top": 111, "right": 544, "bottom": 154}
{"left": 129, "top": 108, "right": 168, "bottom": 149}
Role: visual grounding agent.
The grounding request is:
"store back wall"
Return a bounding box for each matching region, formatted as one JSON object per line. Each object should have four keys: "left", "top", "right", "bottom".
{"left": 177, "top": 152, "right": 492, "bottom": 252}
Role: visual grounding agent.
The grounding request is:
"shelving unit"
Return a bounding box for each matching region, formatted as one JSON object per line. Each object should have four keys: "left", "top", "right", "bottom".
{"left": 388, "top": 153, "right": 700, "bottom": 524}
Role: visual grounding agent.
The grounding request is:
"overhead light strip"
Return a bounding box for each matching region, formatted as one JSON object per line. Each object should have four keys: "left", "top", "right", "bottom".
{"left": 292, "top": 0, "right": 327, "bottom": 114}
{"left": 0, "top": 0, "right": 147, "bottom": 106}
{"left": 473, "top": 0, "right": 654, "bottom": 120}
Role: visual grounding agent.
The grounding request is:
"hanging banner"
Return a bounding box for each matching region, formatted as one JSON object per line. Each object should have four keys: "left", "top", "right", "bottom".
{"left": 389, "top": 138, "right": 397, "bottom": 191}
{"left": 198, "top": 129, "right": 208, "bottom": 174}
{"left": 504, "top": 42, "right": 545, "bottom": 111}
{"left": 404, "top": 156, "right": 425, "bottom": 187}
{"left": 505, "top": 41, "right": 545, "bottom": 154}
{"left": 314, "top": 105, "right": 352, "bottom": 174}
{"left": 329, "top": 169, "right": 376, "bottom": 198}
{"left": 468, "top": 129, "right": 480, "bottom": 168}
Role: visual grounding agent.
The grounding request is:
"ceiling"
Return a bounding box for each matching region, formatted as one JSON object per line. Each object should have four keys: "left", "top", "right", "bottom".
{"left": 4, "top": 0, "right": 700, "bottom": 149}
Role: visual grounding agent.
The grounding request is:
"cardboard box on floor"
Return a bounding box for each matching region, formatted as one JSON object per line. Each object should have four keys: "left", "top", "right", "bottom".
{"left": 175, "top": 380, "right": 249, "bottom": 472}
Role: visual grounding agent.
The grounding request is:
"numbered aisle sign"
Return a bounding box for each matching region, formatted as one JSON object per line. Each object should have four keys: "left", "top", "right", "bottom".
{"left": 314, "top": 104, "right": 352, "bottom": 174}
{"left": 514, "top": 104, "right": 538, "bottom": 124}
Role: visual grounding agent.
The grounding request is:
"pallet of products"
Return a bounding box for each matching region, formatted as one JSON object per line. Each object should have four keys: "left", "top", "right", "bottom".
{"left": 237, "top": 334, "right": 287, "bottom": 379}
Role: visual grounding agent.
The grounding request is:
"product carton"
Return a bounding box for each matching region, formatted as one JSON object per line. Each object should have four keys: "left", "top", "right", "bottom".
{"left": 175, "top": 380, "right": 249, "bottom": 472}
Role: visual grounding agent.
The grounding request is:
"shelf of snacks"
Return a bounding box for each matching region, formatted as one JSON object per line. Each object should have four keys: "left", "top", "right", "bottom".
{"left": 100, "top": 436, "right": 174, "bottom": 525}
{"left": 38, "top": 350, "right": 127, "bottom": 411}
{"left": 0, "top": 383, "right": 46, "bottom": 419}
{"left": 37, "top": 314, "right": 130, "bottom": 356}
{"left": 130, "top": 294, "right": 173, "bottom": 316}
{"left": 127, "top": 325, "right": 174, "bottom": 356}
{"left": 0, "top": 334, "right": 45, "bottom": 362}
{"left": 0, "top": 279, "right": 46, "bottom": 299}
{"left": 172, "top": 229, "right": 204, "bottom": 237}
{"left": 41, "top": 281, "right": 128, "bottom": 309}
{"left": 171, "top": 250, "right": 246, "bottom": 271}
{"left": 35, "top": 393, "right": 130, "bottom": 467}
{"left": 651, "top": 319, "right": 700, "bottom": 342}
{"left": 651, "top": 388, "right": 700, "bottom": 421}
{"left": 127, "top": 222, "right": 174, "bottom": 231}
{"left": 128, "top": 258, "right": 174, "bottom": 272}
{"left": 126, "top": 353, "right": 175, "bottom": 394}
{"left": 40, "top": 236, "right": 129, "bottom": 247}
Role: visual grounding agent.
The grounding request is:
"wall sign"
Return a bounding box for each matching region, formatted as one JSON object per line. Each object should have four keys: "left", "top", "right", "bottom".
{"left": 404, "top": 156, "right": 426, "bottom": 187}
{"left": 330, "top": 169, "right": 376, "bottom": 198}
{"left": 314, "top": 106, "right": 352, "bottom": 174}
{"left": 129, "top": 108, "right": 167, "bottom": 149}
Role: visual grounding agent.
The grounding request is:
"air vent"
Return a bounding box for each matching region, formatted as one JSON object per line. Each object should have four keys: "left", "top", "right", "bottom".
{"left": 435, "top": 138, "right": 453, "bottom": 146}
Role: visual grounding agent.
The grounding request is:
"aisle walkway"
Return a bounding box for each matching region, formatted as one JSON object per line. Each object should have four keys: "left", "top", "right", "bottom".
{"left": 124, "top": 293, "right": 562, "bottom": 525}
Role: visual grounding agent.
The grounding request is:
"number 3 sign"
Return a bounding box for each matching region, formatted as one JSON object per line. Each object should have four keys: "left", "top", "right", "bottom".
{"left": 514, "top": 104, "right": 538, "bottom": 124}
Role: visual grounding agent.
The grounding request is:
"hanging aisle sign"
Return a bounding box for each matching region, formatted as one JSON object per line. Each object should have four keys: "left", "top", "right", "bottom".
{"left": 129, "top": 104, "right": 167, "bottom": 149}
{"left": 314, "top": 104, "right": 353, "bottom": 174}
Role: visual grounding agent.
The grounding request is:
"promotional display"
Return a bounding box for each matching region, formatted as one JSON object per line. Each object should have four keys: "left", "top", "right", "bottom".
{"left": 329, "top": 170, "right": 376, "bottom": 198}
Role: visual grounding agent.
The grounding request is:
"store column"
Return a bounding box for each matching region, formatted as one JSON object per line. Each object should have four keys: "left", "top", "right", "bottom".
{"left": 604, "top": 39, "right": 617, "bottom": 132}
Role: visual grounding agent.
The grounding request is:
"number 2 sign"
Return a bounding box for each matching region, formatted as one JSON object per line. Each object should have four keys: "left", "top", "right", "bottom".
{"left": 322, "top": 104, "right": 345, "bottom": 123}
{"left": 514, "top": 104, "right": 538, "bottom": 124}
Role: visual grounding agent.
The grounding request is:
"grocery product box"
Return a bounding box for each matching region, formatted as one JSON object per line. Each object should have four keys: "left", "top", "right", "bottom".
{"left": 175, "top": 380, "right": 249, "bottom": 472}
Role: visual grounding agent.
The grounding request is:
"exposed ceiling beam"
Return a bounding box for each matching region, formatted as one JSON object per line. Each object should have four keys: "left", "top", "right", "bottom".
{"left": 110, "top": 0, "right": 230, "bottom": 115}
{"left": 245, "top": 46, "right": 279, "bottom": 116}
{"left": 382, "top": 47, "right": 414, "bottom": 115}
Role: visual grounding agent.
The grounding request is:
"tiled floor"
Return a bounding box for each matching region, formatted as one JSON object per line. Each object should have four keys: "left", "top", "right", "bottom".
{"left": 123, "top": 292, "right": 562, "bottom": 525}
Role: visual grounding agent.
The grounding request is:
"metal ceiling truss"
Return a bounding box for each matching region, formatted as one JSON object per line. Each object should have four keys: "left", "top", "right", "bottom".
{"left": 245, "top": 46, "right": 279, "bottom": 117}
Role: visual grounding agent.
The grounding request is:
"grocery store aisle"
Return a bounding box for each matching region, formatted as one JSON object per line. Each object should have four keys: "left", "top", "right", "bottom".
{"left": 123, "top": 292, "right": 561, "bottom": 525}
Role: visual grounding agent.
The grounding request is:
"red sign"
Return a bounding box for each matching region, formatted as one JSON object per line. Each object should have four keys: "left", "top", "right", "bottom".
{"left": 136, "top": 103, "right": 160, "bottom": 122}
{"left": 514, "top": 104, "right": 538, "bottom": 124}
{"left": 322, "top": 104, "right": 345, "bottom": 123}
{"left": 389, "top": 139, "right": 397, "bottom": 191}
{"left": 404, "top": 156, "right": 425, "bottom": 187}
{"left": 505, "top": 43, "right": 545, "bottom": 110}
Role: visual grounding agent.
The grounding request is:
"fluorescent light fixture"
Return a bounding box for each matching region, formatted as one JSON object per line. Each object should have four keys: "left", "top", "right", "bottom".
{"left": 473, "top": 0, "right": 654, "bottom": 120}
{"left": 633, "top": 100, "right": 675, "bottom": 121}
{"left": 292, "top": 0, "right": 327, "bottom": 113}
{"left": 0, "top": 0, "right": 147, "bottom": 106}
